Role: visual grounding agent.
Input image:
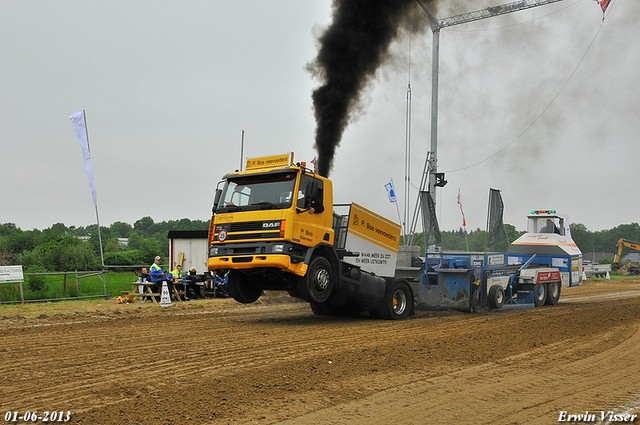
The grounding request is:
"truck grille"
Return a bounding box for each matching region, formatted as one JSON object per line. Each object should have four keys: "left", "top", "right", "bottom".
{"left": 229, "top": 221, "right": 266, "bottom": 232}
{"left": 215, "top": 220, "right": 283, "bottom": 242}
{"left": 225, "top": 231, "right": 280, "bottom": 241}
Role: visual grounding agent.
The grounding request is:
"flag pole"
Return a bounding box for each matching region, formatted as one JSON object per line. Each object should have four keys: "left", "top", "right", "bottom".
{"left": 484, "top": 189, "right": 491, "bottom": 252}
{"left": 240, "top": 130, "right": 245, "bottom": 171}
{"left": 392, "top": 178, "right": 403, "bottom": 244}
{"left": 82, "top": 110, "right": 105, "bottom": 268}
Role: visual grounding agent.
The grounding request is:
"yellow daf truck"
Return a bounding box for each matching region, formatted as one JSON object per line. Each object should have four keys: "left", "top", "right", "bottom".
{"left": 208, "top": 152, "right": 410, "bottom": 319}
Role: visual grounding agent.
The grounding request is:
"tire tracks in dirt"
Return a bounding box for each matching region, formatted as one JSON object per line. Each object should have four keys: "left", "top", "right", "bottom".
{"left": 1, "top": 281, "right": 639, "bottom": 424}
{"left": 276, "top": 298, "right": 640, "bottom": 424}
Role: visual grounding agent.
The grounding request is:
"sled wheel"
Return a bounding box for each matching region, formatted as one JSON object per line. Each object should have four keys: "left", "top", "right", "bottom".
{"left": 532, "top": 283, "right": 547, "bottom": 307}
{"left": 545, "top": 281, "right": 561, "bottom": 306}
{"left": 488, "top": 285, "right": 505, "bottom": 309}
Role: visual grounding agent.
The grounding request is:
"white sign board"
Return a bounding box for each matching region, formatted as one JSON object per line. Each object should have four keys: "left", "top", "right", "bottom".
{"left": 0, "top": 265, "right": 24, "bottom": 282}
{"left": 343, "top": 203, "right": 401, "bottom": 277}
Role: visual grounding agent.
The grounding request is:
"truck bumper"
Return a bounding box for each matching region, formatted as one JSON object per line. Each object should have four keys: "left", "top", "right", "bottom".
{"left": 209, "top": 254, "right": 308, "bottom": 277}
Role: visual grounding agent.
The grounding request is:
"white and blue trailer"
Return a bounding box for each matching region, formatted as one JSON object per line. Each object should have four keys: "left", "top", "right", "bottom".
{"left": 409, "top": 210, "right": 583, "bottom": 312}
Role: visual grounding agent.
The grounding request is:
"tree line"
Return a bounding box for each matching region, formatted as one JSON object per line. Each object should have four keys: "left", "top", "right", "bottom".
{"left": 1, "top": 218, "right": 639, "bottom": 272}
{"left": 409, "top": 222, "right": 640, "bottom": 260}
{"left": 0, "top": 217, "right": 209, "bottom": 272}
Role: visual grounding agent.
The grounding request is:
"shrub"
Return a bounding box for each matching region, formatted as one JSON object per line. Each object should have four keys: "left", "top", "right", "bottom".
{"left": 103, "top": 249, "right": 145, "bottom": 266}
{"left": 27, "top": 273, "right": 48, "bottom": 293}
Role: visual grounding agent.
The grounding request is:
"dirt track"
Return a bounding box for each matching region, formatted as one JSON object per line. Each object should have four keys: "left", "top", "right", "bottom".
{"left": 1, "top": 278, "right": 640, "bottom": 425}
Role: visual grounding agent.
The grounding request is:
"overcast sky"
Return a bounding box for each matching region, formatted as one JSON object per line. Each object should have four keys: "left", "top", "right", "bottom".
{"left": 1, "top": 0, "right": 637, "bottom": 234}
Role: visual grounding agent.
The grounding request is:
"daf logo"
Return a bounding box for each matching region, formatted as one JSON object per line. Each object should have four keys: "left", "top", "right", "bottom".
{"left": 263, "top": 221, "right": 280, "bottom": 229}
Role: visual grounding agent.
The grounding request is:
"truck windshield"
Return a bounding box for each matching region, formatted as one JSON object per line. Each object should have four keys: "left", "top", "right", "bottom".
{"left": 216, "top": 172, "right": 297, "bottom": 213}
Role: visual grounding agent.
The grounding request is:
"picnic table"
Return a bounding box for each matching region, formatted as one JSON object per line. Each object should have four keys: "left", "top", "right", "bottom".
{"left": 122, "top": 281, "right": 186, "bottom": 303}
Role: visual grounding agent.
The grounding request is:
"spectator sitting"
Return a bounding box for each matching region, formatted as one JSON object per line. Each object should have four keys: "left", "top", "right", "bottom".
{"left": 150, "top": 256, "right": 174, "bottom": 300}
{"left": 136, "top": 267, "right": 152, "bottom": 296}
{"left": 171, "top": 264, "right": 183, "bottom": 282}
{"left": 183, "top": 267, "right": 204, "bottom": 299}
{"left": 212, "top": 270, "right": 230, "bottom": 298}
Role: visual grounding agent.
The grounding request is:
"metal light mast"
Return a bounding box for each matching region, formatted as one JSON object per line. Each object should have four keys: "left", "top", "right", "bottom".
{"left": 409, "top": 0, "right": 565, "bottom": 244}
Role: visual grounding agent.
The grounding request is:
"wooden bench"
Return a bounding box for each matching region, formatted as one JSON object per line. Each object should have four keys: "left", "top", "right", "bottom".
{"left": 122, "top": 282, "right": 188, "bottom": 303}
{"left": 120, "top": 283, "right": 159, "bottom": 303}
{"left": 120, "top": 290, "right": 161, "bottom": 302}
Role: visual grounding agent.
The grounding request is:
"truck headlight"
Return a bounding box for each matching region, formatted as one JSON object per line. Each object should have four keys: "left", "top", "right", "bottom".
{"left": 210, "top": 247, "right": 219, "bottom": 256}
{"left": 273, "top": 244, "right": 284, "bottom": 253}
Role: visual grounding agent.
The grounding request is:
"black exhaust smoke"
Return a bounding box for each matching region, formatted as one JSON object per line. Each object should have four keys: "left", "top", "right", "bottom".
{"left": 309, "top": 0, "right": 433, "bottom": 177}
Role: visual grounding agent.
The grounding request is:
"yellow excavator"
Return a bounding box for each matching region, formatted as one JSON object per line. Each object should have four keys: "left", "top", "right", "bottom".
{"left": 613, "top": 239, "right": 640, "bottom": 275}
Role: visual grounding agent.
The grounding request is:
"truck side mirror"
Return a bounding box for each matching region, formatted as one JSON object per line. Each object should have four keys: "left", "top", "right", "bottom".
{"left": 212, "top": 188, "right": 222, "bottom": 212}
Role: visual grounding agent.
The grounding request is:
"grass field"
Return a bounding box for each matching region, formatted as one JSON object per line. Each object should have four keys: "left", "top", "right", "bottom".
{"left": 0, "top": 270, "right": 139, "bottom": 303}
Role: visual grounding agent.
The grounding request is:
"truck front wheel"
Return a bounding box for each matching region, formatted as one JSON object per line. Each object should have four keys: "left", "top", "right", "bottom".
{"left": 300, "top": 256, "right": 334, "bottom": 303}
{"left": 227, "top": 272, "right": 262, "bottom": 303}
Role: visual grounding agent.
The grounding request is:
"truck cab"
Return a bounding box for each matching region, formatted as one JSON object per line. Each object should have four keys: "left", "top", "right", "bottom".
{"left": 208, "top": 152, "right": 410, "bottom": 319}
{"left": 208, "top": 152, "right": 340, "bottom": 303}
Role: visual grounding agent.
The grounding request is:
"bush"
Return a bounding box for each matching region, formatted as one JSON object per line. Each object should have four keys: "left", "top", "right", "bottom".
{"left": 26, "top": 266, "right": 48, "bottom": 293}
{"left": 103, "top": 250, "right": 145, "bottom": 266}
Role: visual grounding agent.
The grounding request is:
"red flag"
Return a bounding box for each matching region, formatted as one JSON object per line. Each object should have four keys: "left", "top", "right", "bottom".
{"left": 457, "top": 188, "right": 467, "bottom": 227}
{"left": 598, "top": 0, "right": 611, "bottom": 13}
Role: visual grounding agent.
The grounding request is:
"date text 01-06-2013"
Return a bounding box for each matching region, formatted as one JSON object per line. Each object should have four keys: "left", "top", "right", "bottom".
{"left": 4, "top": 411, "right": 72, "bottom": 423}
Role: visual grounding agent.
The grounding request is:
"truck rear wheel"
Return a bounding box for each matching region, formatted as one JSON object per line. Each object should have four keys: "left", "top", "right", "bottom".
{"left": 488, "top": 285, "right": 505, "bottom": 309}
{"left": 227, "top": 272, "right": 262, "bottom": 303}
{"left": 310, "top": 302, "right": 336, "bottom": 316}
{"left": 309, "top": 302, "right": 356, "bottom": 316}
{"left": 370, "top": 279, "right": 413, "bottom": 320}
{"left": 545, "top": 281, "right": 561, "bottom": 305}
{"left": 532, "top": 283, "right": 547, "bottom": 307}
{"left": 300, "top": 256, "right": 334, "bottom": 304}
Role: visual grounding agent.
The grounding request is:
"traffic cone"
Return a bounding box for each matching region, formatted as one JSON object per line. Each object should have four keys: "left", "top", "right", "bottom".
{"left": 160, "top": 281, "right": 172, "bottom": 308}
{"left": 606, "top": 270, "right": 610, "bottom": 280}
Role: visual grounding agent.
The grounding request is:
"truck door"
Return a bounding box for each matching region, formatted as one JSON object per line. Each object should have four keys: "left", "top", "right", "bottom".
{"left": 293, "top": 175, "right": 332, "bottom": 245}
